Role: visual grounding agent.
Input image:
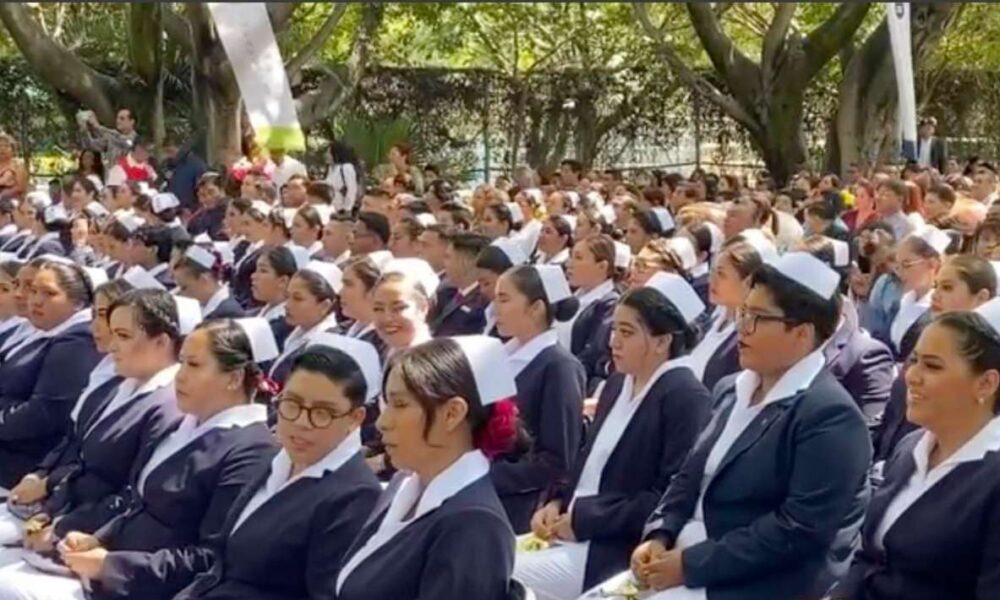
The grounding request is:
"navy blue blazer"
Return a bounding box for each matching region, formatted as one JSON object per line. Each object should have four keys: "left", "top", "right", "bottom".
{"left": 894, "top": 310, "right": 930, "bottom": 364}
{"left": 188, "top": 204, "right": 228, "bottom": 241}
{"left": 0, "top": 323, "right": 100, "bottom": 487}
{"left": 204, "top": 297, "right": 246, "bottom": 322}
{"left": 153, "top": 265, "right": 175, "bottom": 290}
{"left": 0, "top": 231, "right": 29, "bottom": 253}
{"left": 232, "top": 245, "right": 263, "bottom": 311}
{"left": 554, "top": 367, "right": 711, "bottom": 589}
{"left": 644, "top": 370, "right": 872, "bottom": 600}
{"left": 429, "top": 287, "right": 488, "bottom": 337}
{"left": 336, "top": 474, "right": 515, "bottom": 600}
{"left": 691, "top": 272, "right": 710, "bottom": 308}
{"left": 822, "top": 310, "right": 895, "bottom": 427}
{"left": 872, "top": 375, "right": 915, "bottom": 464}
{"left": 833, "top": 431, "right": 1000, "bottom": 599}
{"left": 267, "top": 317, "right": 294, "bottom": 353}
{"left": 49, "top": 381, "right": 183, "bottom": 537}
{"left": 492, "top": 345, "right": 585, "bottom": 533}
{"left": 90, "top": 423, "right": 277, "bottom": 600}
{"left": 570, "top": 290, "right": 618, "bottom": 393}
{"left": 701, "top": 329, "right": 741, "bottom": 393}
{"left": 27, "top": 236, "right": 68, "bottom": 259}
{"left": 176, "top": 452, "right": 380, "bottom": 600}
{"left": 230, "top": 239, "right": 250, "bottom": 266}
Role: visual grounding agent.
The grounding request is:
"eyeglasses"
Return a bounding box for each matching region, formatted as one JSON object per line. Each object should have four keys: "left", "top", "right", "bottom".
{"left": 897, "top": 258, "right": 927, "bottom": 270}
{"left": 275, "top": 397, "right": 352, "bottom": 429}
{"left": 736, "top": 306, "right": 796, "bottom": 334}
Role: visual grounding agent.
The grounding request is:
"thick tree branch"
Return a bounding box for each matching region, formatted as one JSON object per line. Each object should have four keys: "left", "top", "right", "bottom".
{"left": 632, "top": 3, "right": 761, "bottom": 138}
{"left": 0, "top": 3, "right": 121, "bottom": 121}
{"left": 162, "top": 6, "right": 193, "bottom": 55}
{"left": 685, "top": 2, "right": 761, "bottom": 105}
{"left": 803, "top": 3, "right": 872, "bottom": 80}
{"left": 285, "top": 3, "right": 348, "bottom": 76}
{"left": 761, "top": 3, "right": 797, "bottom": 90}
{"left": 267, "top": 3, "right": 297, "bottom": 33}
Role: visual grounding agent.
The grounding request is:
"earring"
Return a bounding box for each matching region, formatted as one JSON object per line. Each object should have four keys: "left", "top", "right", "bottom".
{"left": 978, "top": 397, "right": 987, "bottom": 406}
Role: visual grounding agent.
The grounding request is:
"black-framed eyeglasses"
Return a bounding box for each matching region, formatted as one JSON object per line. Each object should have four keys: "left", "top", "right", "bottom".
{"left": 275, "top": 397, "right": 351, "bottom": 429}
{"left": 736, "top": 306, "right": 797, "bottom": 334}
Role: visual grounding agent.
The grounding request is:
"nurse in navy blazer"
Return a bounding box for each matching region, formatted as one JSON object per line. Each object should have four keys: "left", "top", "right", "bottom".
{"left": 563, "top": 235, "right": 619, "bottom": 393}
{"left": 831, "top": 307, "right": 1000, "bottom": 600}
{"left": 0, "top": 258, "right": 100, "bottom": 488}
{"left": 176, "top": 337, "right": 382, "bottom": 600}
{"left": 888, "top": 226, "right": 951, "bottom": 363}
{"left": 493, "top": 265, "right": 585, "bottom": 533}
{"left": 429, "top": 232, "right": 491, "bottom": 337}
{"left": 0, "top": 259, "right": 26, "bottom": 354}
{"left": 335, "top": 336, "right": 517, "bottom": 600}
{"left": 0, "top": 319, "right": 278, "bottom": 599}
{"left": 231, "top": 199, "right": 272, "bottom": 311}
{"left": 596, "top": 253, "right": 871, "bottom": 600}
{"left": 174, "top": 245, "right": 245, "bottom": 322}
{"left": 474, "top": 239, "right": 529, "bottom": 340}
{"left": 515, "top": 273, "right": 711, "bottom": 598}
{"left": 250, "top": 245, "right": 303, "bottom": 351}
{"left": 339, "top": 256, "right": 388, "bottom": 361}
{"left": 874, "top": 254, "right": 997, "bottom": 465}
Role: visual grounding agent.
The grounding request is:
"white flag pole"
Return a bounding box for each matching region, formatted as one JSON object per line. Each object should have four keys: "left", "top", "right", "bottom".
{"left": 886, "top": 2, "right": 917, "bottom": 161}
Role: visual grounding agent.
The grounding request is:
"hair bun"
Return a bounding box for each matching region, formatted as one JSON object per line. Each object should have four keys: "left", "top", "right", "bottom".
{"left": 475, "top": 398, "right": 519, "bottom": 460}
{"left": 553, "top": 296, "right": 580, "bottom": 323}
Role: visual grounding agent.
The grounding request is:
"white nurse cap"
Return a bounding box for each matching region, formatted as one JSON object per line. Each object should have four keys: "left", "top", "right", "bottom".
{"left": 644, "top": 272, "right": 705, "bottom": 325}
{"left": 234, "top": 317, "right": 280, "bottom": 363}
{"left": 308, "top": 332, "right": 383, "bottom": 402}
{"left": 534, "top": 265, "right": 571, "bottom": 304}
{"left": 122, "top": 265, "right": 166, "bottom": 291}
{"left": 767, "top": 251, "right": 839, "bottom": 300}
{"left": 383, "top": 257, "right": 440, "bottom": 295}
{"left": 451, "top": 335, "right": 518, "bottom": 406}
{"left": 302, "top": 260, "right": 344, "bottom": 294}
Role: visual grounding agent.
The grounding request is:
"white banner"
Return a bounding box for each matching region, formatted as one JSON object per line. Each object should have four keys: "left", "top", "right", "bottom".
{"left": 207, "top": 3, "right": 305, "bottom": 151}
{"left": 886, "top": 3, "right": 916, "bottom": 160}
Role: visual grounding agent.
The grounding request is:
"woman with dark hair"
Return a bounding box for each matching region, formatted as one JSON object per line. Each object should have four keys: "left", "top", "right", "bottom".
{"left": 251, "top": 245, "right": 301, "bottom": 349}
{"left": 188, "top": 173, "right": 229, "bottom": 241}
{"left": 0, "top": 318, "right": 277, "bottom": 599}
{"left": 372, "top": 259, "right": 438, "bottom": 362}
{"left": 476, "top": 239, "right": 529, "bottom": 339}
{"left": 291, "top": 205, "right": 327, "bottom": 258}
{"left": 387, "top": 142, "right": 423, "bottom": 196}
{"left": 326, "top": 140, "right": 361, "bottom": 213}
{"left": 23, "top": 205, "right": 73, "bottom": 260}
{"left": 0, "top": 259, "right": 101, "bottom": 487}
{"left": 174, "top": 245, "right": 244, "bottom": 321}
{"left": 493, "top": 265, "right": 585, "bottom": 533}
{"left": 0, "top": 259, "right": 25, "bottom": 351}
{"left": 832, "top": 305, "right": 1000, "bottom": 600}
{"left": 335, "top": 336, "right": 518, "bottom": 600}
{"left": 2, "top": 285, "right": 184, "bottom": 550}
{"left": 516, "top": 274, "right": 711, "bottom": 598}
{"left": 624, "top": 208, "right": 674, "bottom": 254}
{"left": 563, "top": 235, "right": 619, "bottom": 391}
{"left": 266, "top": 208, "right": 294, "bottom": 248}
{"left": 890, "top": 226, "right": 952, "bottom": 362}
{"left": 130, "top": 225, "right": 180, "bottom": 289}
{"left": 0, "top": 259, "right": 40, "bottom": 362}
{"left": 268, "top": 261, "right": 343, "bottom": 385}
{"left": 602, "top": 252, "right": 869, "bottom": 600}
{"left": 175, "top": 335, "right": 381, "bottom": 600}
{"left": 535, "top": 216, "right": 574, "bottom": 267}
{"left": 77, "top": 150, "right": 105, "bottom": 184}
{"left": 231, "top": 200, "right": 273, "bottom": 311}
{"left": 481, "top": 203, "right": 520, "bottom": 241}
{"left": 340, "top": 256, "right": 387, "bottom": 358}
{"left": 63, "top": 177, "right": 100, "bottom": 219}
{"left": 4, "top": 193, "right": 48, "bottom": 257}
{"left": 684, "top": 223, "right": 722, "bottom": 308}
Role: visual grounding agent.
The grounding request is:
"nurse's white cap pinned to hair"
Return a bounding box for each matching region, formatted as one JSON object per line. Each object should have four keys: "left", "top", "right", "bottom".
{"left": 534, "top": 264, "right": 572, "bottom": 304}
{"left": 704, "top": 222, "right": 724, "bottom": 254}
{"left": 85, "top": 201, "right": 110, "bottom": 220}
{"left": 174, "top": 296, "right": 203, "bottom": 335}
{"left": 116, "top": 213, "right": 146, "bottom": 234}
{"left": 383, "top": 257, "right": 440, "bottom": 296}
{"left": 613, "top": 241, "right": 632, "bottom": 270}
{"left": 414, "top": 212, "right": 438, "bottom": 228}
{"left": 975, "top": 296, "right": 1000, "bottom": 334}
{"left": 122, "top": 265, "right": 167, "bottom": 291}
{"left": 505, "top": 203, "right": 524, "bottom": 226}
{"left": 83, "top": 267, "right": 109, "bottom": 289}
{"left": 563, "top": 191, "right": 580, "bottom": 210}
{"left": 450, "top": 335, "right": 518, "bottom": 405}
{"left": 366, "top": 250, "right": 394, "bottom": 271}
{"left": 828, "top": 238, "right": 851, "bottom": 268}
{"left": 650, "top": 207, "right": 674, "bottom": 234}
{"left": 491, "top": 238, "right": 529, "bottom": 267}
{"left": 234, "top": 317, "right": 280, "bottom": 363}
{"left": 43, "top": 204, "right": 68, "bottom": 225}
{"left": 644, "top": 272, "right": 705, "bottom": 325}
{"left": 524, "top": 188, "right": 544, "bottom": 205}
{"left": 25, "top": 191, "right": 52, "bottom": 210}
{"left": 736, "top": 228, "right": 779, "bottom": 262}
{"left": 909, "top": 224, "right": 952, "bottom": 256}
{"left": 558, "top": 214, "right": 577, "bottom": 233}
{"left": 250, "top": 200, "right": 273, "bottom": 217}
{"left": 185, "top": 245, "right": 217, "bottom": 271}
{"left": 301, "top": 260, "right": 344, "bottom": 294}
{"left": 308, "top": 332, "right": 383, "bottom": 402}
{"left": 192, "top": 232, "right": 212, "bottom": 245}
{"left": 151, "top": 193, "right": 180, "bottom": 214}
{"left": 766, "top": 251, "right": 840, "bottom": 301}
{"left": 991, "top": 262, "right": 1000, "bottom": 295}
{"left": 666, "top": 237, "right": 697, "bottom": 272}
{"left": 213, "top": 242, "right": 235, "bottom": 266}
{"left": 288, "top": 245, "right": 311, "bottom": 270}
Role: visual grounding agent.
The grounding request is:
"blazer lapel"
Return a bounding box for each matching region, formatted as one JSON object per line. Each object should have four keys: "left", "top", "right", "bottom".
{"left": 711, "top": 392, "right": 801, "bottom": 481}
{"left": 220, "top": 462, "right": 273, "bottom": 538}
{"left": 862, "top": 449, "right": 916, "bottom": 544}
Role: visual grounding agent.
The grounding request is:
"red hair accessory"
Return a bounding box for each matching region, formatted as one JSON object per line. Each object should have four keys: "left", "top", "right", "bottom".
{"left": 476, "top": 398, "right": 519, "bottom": 460}
{"left": 255, "top": 373, "right": 282, "bottom": 396}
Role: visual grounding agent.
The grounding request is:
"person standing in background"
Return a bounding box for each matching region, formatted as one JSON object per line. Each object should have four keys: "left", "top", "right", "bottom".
{"left": 78, "top": 108, "right": 138, "bottom": 174}
{"left": 327, "top": 139, "right": 362, "bottom": 214}
{"left": 916, "top": 116, "right": 947, "bottom": 174}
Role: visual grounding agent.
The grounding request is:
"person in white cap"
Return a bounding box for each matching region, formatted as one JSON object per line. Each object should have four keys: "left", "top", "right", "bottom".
{"left": 562, "top": 235, "right": 619, "bottom": 391}
{"left": 129, "top": 225, "right": 180, "bottom": 290}
{"left": 833, "top": 303, "right": 1000, "bottom": 600}
{"left": 175, "top": 336, "right": 382, "bottom": 599}
{"left": 0, "top": 318, "right": 276, "bottom": 599}
{"left": 511, "top": 188, "right": 544, "bottom": 257}
{"left": 493, "top": 265, "right": 586, "bottom": 533}
{"left": 627, "top": 238, "right": 692, "bottom": 291}
{"left": 685, "top": 233, "right": 776, "bottom": 392}
{"left": 481, "top": 203, "right": 521, "bottom": 241}
{"left": 890, "top": 225, "right": 953, "bottom": 362}
{"left": 4, "top": 286, "right": 182, "bottom": 553}
{"left": 335, "top": 336, "right": 519, "bottom": 600}
{"left": 248, "top": 246, "right": 308, "bottom": 350}
{"left": 174, "top": 245, "right": 244, "bottom": 321}
{"left": 545, "top": 190, "right": 577, "bottom": 219}
{"left": 230, "top": 199, "right": 274, "bottom": 311}
{"left": 517, "top": 273, "right": 712, "bottom": 600}
{"left": 873, "top": 254, "right": 1000, "bottom": 469}
{"left": 430, "top": 233, "right": 492, "bottom": 337}
{"left": 535, "top": 216, "right": 574, "bottom": 267}
{"left": 290, "top": 205, "right": 326, "bottom": 259}
{"left": 475, "top": 238, "right": 529, "bottom": 339}
{"left": 371, "top": 260, "right": 436, "bottom": 364}
{"left": 683, "top": 223, "right": 722, "bottom": 309}
{"left": 338, "top": 256, "right": 388, "bottom": 359}
{"left": 0, "top": 259, "right": 101, "bottom": 490}
{"left": 23, "top": 204, "right": 72, "bottom": 261}
{"left": 624, "top": 207, "right": 674, "bottom": 255}
{"left": 615, "top": 252, "right": 869, "bottom": 600}
{"left": 574, "top": 206, "right": 614, "bottom": 241}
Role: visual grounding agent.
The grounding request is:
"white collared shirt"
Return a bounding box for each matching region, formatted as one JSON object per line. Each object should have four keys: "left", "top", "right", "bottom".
{"left": 483, "top": 303, "right": 497, "bottom": 335}
{"left": 0, "top": 224, "right": 16, "bottom": 239}
{"left": 258, "top": 302, "right": 287, "bottom": 322}
{"left": 5, "top": 309, "right": 91, "bottom": 359}
{"left": 138, "top": 403, "right": 268, "bottom": 494}
{"left": 336, "top": 450, "right": 490, "bottom": 593}
{"left": 84, "top": 363, "right": 179, "bottom": 436}
{"left": 890, "top": 290, "right": 931, "bottom": 353}
{"left": 0, "top": 229, "right": 31, "bottom": 252}
{"left": 25, "top": 232, "right": 59, "bottom": 259}
{"left": 557, "top": 279, "right": 614, "bottom": 349}
{"left": 539, "top": 247, "right": 569, "bottom": 266}
{"left": 504, "top": 329, "right": 559, "bottom": 377}
{"left": 202, "top": 286, "right": 231, "bottom": 318}
{"left": 0, "top": 316, "right": 24, "bottom": 338}
{"left": 346, "top": 320, "right": 375, "bottom": 339}
{"left": 0, "top": 319, "right": 35, "bottom": 355}
{"left": 874, "top": 417, "right": 1000, "bottom": 550}
{"left": 70, "top": 354, "right": 118, "bottom": 422}
{"left": 686, "top": 307, "right": 736, "bottom": 382}
{"left": 148, "top": 262, "right": 169, "bottom": 279}
{"left": 270, "top": 312, "right": 340, "bottom": 376}
{"left": 690, "top": 262, "right": 709, "bottom": 279}
{"left": 235, "top": 240, "right": 264, "bottom": 271}
{"left": 232, "top": 429, "right": 363, "bottom": 533}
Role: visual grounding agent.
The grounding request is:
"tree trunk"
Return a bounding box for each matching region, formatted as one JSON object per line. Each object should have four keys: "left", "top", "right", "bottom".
{"left": 187, "top": 3, "right": 242, "bottom": 166}
{"left": 753, "top": 87, "right": 808, "bottom": 185}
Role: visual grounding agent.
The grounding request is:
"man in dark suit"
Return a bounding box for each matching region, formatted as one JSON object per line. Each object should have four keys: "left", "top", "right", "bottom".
{"left": 917, "top": 116, "right": 947, "bottom": 173}
{"left": 429, "top": 232, "right": 491, "bottom": 336}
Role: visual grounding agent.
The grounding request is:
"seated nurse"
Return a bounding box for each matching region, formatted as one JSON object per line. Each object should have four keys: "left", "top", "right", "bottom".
{"left": 829, "top": 303, "right": 1000, "bottom": 599}
{"left": 335, "top": 336, "right": 518, "bottom": 600}
{"left": 175, "top": 333, "right": 382, "bottom": 600}
{"left": 0, "top": 258, "right": 101, "bottom": 489}
{"left": 173, "top": 245, "right": 245, "bottom": 322}
{"left": 515, "top": 273, "right": 712, "bottom": 599}
{"left": 585, "top": 253, "right": 871, "bottom": 600}
{"left": 0, "top": 258, "right": 26, "bottom": 351}
{"left": 0, "top": 319, "right": 278, "bottom": 599}
{"left": 0, "top": 259, "right": 40, "bottom": 363}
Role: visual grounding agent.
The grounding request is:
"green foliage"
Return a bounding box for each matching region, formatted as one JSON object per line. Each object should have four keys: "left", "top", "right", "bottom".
{"left": 335, "top": 114, "right": 413, "bottom": 176}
